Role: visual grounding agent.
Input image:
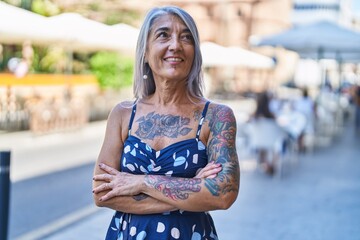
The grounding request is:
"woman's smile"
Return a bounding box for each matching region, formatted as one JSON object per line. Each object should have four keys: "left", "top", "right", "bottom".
{"left": 164, "top": 57, "right": 183, "bottom": 63}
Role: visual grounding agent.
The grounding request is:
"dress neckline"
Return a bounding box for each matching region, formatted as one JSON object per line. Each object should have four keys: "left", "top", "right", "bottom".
{"left": 127, "top": 135, "right": 206, "bottom": 153}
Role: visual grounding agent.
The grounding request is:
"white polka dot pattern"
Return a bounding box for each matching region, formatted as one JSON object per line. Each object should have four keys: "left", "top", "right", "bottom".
{"left": 193, "top": 154, "right": 198, "bottom": 164}
{"left": 129, "top": 226, "right": 137, "bottom": 236}
{"left": 156, "top": 222, "right": 165, "bottom": 233}
{"left": 136, "top": 231, "right": 147, "bottom": 240}
{"left": 171, "top": 227, "right": 180, "bottom": 239}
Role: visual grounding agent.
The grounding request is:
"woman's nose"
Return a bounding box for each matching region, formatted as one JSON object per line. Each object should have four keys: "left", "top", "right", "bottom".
{"left": 168, "top": 36, "right": 181, "bottom": 51}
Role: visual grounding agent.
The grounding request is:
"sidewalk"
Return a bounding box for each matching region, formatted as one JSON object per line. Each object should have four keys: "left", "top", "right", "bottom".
{"left": 0, "top": 120, "right": 106, "bottom": 182}
{"left": 44, "top": 121, "right": 360, "bottom": 240}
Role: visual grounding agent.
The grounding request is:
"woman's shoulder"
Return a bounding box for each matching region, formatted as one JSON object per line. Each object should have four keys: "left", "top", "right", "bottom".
{"left": 205, "top": 100, "right": 236, "bottom": 124}
{"left": 114, "top": 100, "right": 136, "bottom": 109}
{"left": 108, "top": 100, "right": 136, "bottom": 119}
{"left": 207, "top": 100, "right": 235, "bottom": 115}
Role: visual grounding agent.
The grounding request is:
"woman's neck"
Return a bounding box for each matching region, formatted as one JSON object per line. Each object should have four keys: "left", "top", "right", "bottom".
{"left": 152, "top": 80, "right": 189, "bottom": 106}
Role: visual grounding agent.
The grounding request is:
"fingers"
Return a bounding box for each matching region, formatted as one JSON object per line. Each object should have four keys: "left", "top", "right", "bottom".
{"left": 207, "top": 174, "right": 217, "bottom": 179}
{"left": 93, "top": 173, "right": 114, "bottom": 182}
{"left": 195, "top": 162, "right": 222, "bottom": 178}
{"left": 98, "top": 163, "right": 119, "bottom": 175}
{"left": 204, "top": 166, "right": 222, "bottom": 178}
{"left": 93, "top": 182, "right": 112, "bottom": 194}
{"left": 99, "top": 191, "right": 115, "bottom": 202}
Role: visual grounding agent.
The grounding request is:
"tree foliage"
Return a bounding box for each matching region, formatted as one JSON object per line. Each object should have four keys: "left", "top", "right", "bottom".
{"left": 89, "top": 52, "right": 133, "bottom": 90}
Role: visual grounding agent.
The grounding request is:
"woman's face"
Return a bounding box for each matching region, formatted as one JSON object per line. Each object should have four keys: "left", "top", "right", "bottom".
{"left": 146, "top": 14, "right": 195, "bottom": 83}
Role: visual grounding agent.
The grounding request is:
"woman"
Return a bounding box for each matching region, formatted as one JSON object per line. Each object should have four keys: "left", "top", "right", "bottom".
{"left": 293, "top": 87, "right": 315, "bottom": 152}
{"left": 354, "top": 84, "right": 360, "bottom": 133}
{"left": 254, "top": 91, "right": 276, "bottom": 120}
{"left": 248, "top": 91, "right": 285, "bottom": 175}
{"left": 93, "top": 6, "right": 240, "bottom": 239}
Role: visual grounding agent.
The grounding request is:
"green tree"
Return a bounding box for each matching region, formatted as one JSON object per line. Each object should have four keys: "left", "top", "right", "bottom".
{"left": 89, "top": 52, "right": 133, "bottom": 90}
{"left": 31, "top": 0, "right": 60, "bottom": 16}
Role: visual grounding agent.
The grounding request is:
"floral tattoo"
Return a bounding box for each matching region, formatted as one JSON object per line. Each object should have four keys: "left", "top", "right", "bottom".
{"left": 205, "top": 105, "right": 240, "bottom": 196}
{"left": 135, "top": 112, "right": 192, "bottom": 139}
{"left": 145, "top": 175, "right": 201, "bottom": 200}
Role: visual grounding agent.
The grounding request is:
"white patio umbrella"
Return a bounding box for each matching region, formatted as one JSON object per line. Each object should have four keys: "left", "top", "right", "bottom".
{"left": 47, "top": 13, "right": 139, "bottom": 54}
{"left": 200, "top": 41, "right": 275, "bottom": 69}
{"left": 251, "top": 21, "right": 360, "bottom": 62}
{"left": 251, "top": 20, "right": 360, "bottom": 99}
{"left": 47, "top": 13, "right": 114, "bottom": 52}
{"left": 200, "top": 42, "right": 230, "bottom": 67}
{"left": 107, "top": 23, "right": 139, "bottom": 55}
{"left": 227, "top": 46, "right": 275, "bottom": 69}
{"left": 0, "top": 2, "right": 65, "bottom": 46}
{"left": 0, "top": 2, "right": 139, "bottom": 54}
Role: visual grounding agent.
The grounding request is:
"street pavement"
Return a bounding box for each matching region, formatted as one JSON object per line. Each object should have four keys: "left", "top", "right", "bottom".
{"left": 0, "top": 120, "right": 106, "bottom": 182}
{"left": 1, "top": 101, "right": 360, "bottom": 240}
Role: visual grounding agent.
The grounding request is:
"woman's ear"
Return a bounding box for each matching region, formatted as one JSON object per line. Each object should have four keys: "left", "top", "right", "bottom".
{"left": 144, "top": 54, "right": 148, "bottom": 63}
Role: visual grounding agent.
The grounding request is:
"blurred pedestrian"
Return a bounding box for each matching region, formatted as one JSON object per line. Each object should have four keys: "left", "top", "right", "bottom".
{"left": 92, "top": 6, "right": 240, "bottom": 240}
{"left": 247, "top": 91, "right": 286, "bottom": 175}
{"left": 268, "top": 91, "right": 283, "bottom": 116}
{"left": 253, "top": 91, "right": 275, "bottom": 120}
{"left": 14, "top": 41, "right": 33, "bottom": 78}
{"left": 293, "top": 87, "right": 316, "bottom": 152}
{"left": 354, "top": 84, "right": 360, "bottom": 133}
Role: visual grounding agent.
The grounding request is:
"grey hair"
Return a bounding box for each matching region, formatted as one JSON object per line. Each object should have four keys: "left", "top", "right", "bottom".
{"left": 133, "top": 6, "right": 204, "bottom": 99}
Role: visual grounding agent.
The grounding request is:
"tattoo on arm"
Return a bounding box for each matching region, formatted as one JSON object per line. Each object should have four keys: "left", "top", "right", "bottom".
{"left": 205, "top": 105, "right": 240, "bottom": 196}
{"left": 145, "top": 175, "right": 201, "bottom": 200}
{"left": 132, "top": 193, "right": 149, "bottom": 201}
{"left": 135, "top": 112, "right": 191, "bottom": 139}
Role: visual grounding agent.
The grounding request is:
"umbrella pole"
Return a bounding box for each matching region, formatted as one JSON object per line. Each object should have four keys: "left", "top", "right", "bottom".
{"left": 66, "top": 50, "right": 73, "bottom": 74}
{"left": 336, "top": 51, "right": 344, "bottom": 132}
{"left": 317, "top": 48, "right": 324, "bottom": 87}
{"left": 336, "top": 51, "right": 342, "bottom": 90}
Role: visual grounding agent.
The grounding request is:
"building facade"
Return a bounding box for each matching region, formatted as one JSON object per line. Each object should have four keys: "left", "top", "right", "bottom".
{"left": 291, "top": 0, "right": 352, "bottom": 26}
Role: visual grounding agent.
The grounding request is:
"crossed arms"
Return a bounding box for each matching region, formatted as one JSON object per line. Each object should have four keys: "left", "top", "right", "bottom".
{"left": 92, "top": 103, "right": 240, "bottom": 214}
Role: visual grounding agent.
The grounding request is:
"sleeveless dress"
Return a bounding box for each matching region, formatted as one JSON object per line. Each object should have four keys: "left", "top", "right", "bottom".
{"left": 105, "top": 101, "right": 219, "bottom": 240}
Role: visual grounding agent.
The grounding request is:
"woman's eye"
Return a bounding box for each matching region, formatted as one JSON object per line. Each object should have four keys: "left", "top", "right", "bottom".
{"left": 182, "top": 34, "right": 193, "bottom": 42}
{"left": 158, "top": 32, "right": 168, "bottom": 38}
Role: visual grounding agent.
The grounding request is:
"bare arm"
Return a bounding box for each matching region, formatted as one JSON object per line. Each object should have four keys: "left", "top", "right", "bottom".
{"left": 94, "top": 104, "right": 240, "bottom": 212}
{"left": 142, "top": 104, "right": 240, "bottom": 211}
{"left": 92, "top": 103, "right": 176, "bottom": 213}
{"left": 93, "top": 161, "right": 222, "bottom": 214}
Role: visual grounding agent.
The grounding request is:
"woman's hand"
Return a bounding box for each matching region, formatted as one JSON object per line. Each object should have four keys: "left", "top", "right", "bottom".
{"left": 195, "top": 161, "right": 222, "bottom": 179}
{"left": 93, "top": 163, "right": 145, "bottom": 202}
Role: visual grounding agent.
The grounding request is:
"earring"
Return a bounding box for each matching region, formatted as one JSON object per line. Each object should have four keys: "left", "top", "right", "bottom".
{"left": 143, "top": 74, "right": 148, "bottom": 80}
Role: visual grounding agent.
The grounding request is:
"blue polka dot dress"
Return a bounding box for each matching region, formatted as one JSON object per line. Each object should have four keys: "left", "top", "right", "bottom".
{"left": 105, "top": 101, "right": 219, "bottom": 240}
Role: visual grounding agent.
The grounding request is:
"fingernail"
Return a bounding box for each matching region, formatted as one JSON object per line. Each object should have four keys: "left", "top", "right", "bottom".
{"left": 99, "top": 198, "right": 103, "bottom": 202}
{"left": 99, "top": 163, "right": 104, "bottom": 168}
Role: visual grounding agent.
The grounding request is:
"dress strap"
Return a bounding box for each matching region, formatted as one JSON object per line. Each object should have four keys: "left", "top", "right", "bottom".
{"left": 195, "top": 101, "right": 210, "bottom": 140}
{"left": 128, "top": 103, "right": 137, "bottom": 136}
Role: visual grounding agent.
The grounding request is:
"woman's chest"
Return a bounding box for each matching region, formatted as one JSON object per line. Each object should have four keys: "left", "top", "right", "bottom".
{"left": 120, "top": 136, "right": 208, "bottom": 178}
